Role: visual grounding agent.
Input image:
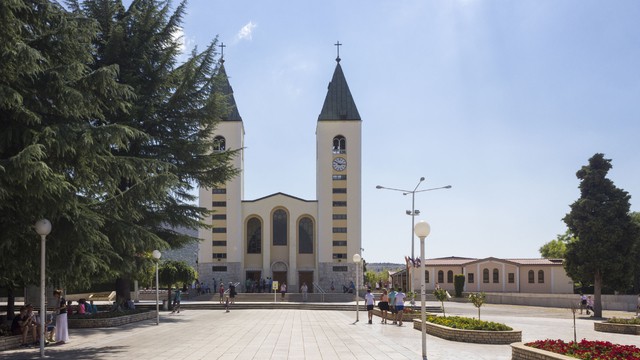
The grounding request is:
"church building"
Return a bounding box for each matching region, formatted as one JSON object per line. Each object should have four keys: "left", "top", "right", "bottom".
{"left": 196, "top": 52, "right": 362, "bottom": 292}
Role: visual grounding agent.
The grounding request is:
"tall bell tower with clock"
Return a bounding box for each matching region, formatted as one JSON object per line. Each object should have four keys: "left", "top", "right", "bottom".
{"left": 316, "top": 49, "right": 362, "bottom": 284}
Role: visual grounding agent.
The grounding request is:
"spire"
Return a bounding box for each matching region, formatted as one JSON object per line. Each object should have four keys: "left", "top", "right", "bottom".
{"left": 217, "top": 56, "right": 242, "bottom": 122}
{"left": 318, "top": 59, "right": 361, "bottom": 121}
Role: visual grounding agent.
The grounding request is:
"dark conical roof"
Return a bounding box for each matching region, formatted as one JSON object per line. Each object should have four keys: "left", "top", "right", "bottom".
{"left": 218, "top": 63, "right": 242, "bottom": 121}
{"left": 318, "top": 61, "right": 361, "bottom": 121}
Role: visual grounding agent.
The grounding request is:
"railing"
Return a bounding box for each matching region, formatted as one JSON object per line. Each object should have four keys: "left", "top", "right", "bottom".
{"left": 224, "top": 282, "right": 241, "bottom": 295}
{"left": 313, "top": 282, "right": 326, "bottom": 302}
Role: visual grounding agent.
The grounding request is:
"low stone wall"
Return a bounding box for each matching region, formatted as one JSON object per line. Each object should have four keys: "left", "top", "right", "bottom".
{"left": 483, "top": 293, "right": 637, "bottom": 312}
{"left": 511, "top": 342, "right": 575, "bottom": 360}
{"left": 68, "top": 311, "right": 155, "bottom": 329}
{"left": 594, "top": 321, "right": 640, "bottom": 335}
{"left": 0, "top": 335, "right": 22, "bottom": 351}
{"left": 412, "top": 319, "right": 521, "bottom": 345}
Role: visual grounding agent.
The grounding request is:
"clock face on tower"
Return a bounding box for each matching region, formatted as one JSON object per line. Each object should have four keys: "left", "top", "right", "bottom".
{"left": 332, "top": 157, "right": 347, "bottom": 171}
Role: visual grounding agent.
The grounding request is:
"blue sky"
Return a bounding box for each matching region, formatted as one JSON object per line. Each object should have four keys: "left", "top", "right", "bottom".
{"left": 173, "top": 0, "right": 640, "bottom": 263}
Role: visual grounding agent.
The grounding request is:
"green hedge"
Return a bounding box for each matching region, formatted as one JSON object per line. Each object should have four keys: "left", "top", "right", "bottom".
{"left": 428, "top": 315, "right": 512, "bottom": 331}
{"left": 607, "top": 317, "right": 640, "bottom": 325}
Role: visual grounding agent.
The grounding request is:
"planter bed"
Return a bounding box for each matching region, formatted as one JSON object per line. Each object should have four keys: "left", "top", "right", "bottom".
{"left": 0, "top": 335, "right": 23, "bottom": 352}
{"left": 594, "top": 321, "right": 640, "bottom": 335}
{"left": 68, "top": 310, "right": 155, "bottom": 328}
{"left": 412, "top": 319, "right": 521, "bottom": 345}
{"left": 511, "top": 342, "right": 575, "bottom": 360}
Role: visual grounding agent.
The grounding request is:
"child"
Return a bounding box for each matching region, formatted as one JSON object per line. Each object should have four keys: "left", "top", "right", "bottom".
{"left": 67, "top": 300, "right": 74, "bottom": 316}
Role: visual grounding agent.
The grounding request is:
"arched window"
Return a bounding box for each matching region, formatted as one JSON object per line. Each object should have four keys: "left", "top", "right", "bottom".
{"left": 246, "top": 217, "right": 261, "bottom": 254}
{"left": 213, "top": 136, "right": 226, "bottom": 152}
{"left": 437, "top": 270, "right": 444, "bottom": 284}
{"left": 272, "top": 209, "right": 287, "bottom": 246}
{"left": 483, "top": 269, "right": 489, "bottom": 283}
{"left": 493, "top": 268, "right": 499, "bottom": 283}
{"left": 425, "top": 270, "right": 430, "bottom": 283}
{"left": 447, "top": 270, "right": 454, "bottom": 283}
{"left": 528, "top": 270, "right": 535, "bottom": 283}
{"left": 298, "top": 217, "right": 314, "bottom": 254}
{"left": 332, "top": 135, "right": 346, "bottom": 154}
{"left": 538, "top": 270, "right": 545, "bottom": 284}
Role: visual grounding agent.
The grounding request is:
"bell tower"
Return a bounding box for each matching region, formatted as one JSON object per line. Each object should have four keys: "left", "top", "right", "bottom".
{"left": 315, "top": 47, "right": 362, "bottom": 288}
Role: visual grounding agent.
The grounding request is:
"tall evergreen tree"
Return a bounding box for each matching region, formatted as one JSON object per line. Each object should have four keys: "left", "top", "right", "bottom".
{"left": 563, "top": 153, "right": 637, "bottom": 318}
{"left": 73, "top": 0, "right": 238, "bottom": 301}
{"left": 0, "top": 0, "right": 141, "bottom": 316}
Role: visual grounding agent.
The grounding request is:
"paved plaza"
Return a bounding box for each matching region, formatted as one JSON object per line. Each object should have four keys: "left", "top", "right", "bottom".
{"left": 2, "top": 302, "right": 639, "bottom": 360}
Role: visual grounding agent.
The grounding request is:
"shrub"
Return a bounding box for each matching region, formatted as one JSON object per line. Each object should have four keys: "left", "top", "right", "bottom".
{"left": 454, "top": 274, "right": 465, "bottom": 297}
{"left": 607, "top": 317, "right": 640, "bottom": 325}
{"left": 526, "top": 339, "right": 640, "bottom": 359}
{"left": 427, "top": 315, "right": 512, "bottom": 331}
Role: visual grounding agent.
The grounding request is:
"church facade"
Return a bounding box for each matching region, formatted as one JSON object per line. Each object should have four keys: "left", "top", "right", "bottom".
{"left": 196, "top": 56, "right": 362, "bottom": 292}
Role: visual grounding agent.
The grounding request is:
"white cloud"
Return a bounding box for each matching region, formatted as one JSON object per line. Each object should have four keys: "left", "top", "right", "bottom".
{"left": 236, "top": 21, "right": 257, "bottom": 42}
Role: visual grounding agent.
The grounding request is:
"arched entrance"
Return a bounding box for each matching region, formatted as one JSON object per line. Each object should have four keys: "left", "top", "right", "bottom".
{"left": 271, "top": 261, "right": 288, "bottom": 287}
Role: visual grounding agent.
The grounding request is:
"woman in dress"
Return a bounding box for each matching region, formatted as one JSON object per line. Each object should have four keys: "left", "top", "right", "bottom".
{"left": 53, "top": 289, "right": 69, "bottom": 344}
{"left": 378, "top": 289, "right": 390, "bottom": 324}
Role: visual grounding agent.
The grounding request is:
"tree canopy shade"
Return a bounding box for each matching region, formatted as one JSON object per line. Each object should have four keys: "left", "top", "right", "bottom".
{"left": 563, "top": 153, "right": 638, "bottom": 318}
{"left": 0, "top": 0, "right": 238, "bottom": 309}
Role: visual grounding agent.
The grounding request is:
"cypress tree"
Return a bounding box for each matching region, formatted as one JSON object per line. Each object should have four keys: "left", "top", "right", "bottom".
{"left": 563, "top": 153, "right": 637, "bottom": 318}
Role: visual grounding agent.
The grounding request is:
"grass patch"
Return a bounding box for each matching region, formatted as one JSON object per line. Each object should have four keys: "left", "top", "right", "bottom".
{"left": 427, "top": 315, "right": 512, "bottom": 331}
{"left": 606, "top": 317, "right": 640, "bottom": 325}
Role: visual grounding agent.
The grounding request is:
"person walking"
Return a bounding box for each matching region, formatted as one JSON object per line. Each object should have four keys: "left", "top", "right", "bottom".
{"left": 364, "top": 289, "right": 375, "bottom": 324}
{"left": 280, "top": 283, "right": 287, "bottom": 300}
{"left": 395, "top": 288, "right": 406, "bottom": 326}
{"left": 378, "top": 289, "right": 390, "bottom": 324}
{"left": 300, "top": 282, "right": 308, "bottom": 302}
{"left": 171, "top": 288, "right": 182, "bottom": 314}
{"left": 219, "top": 283, "right": 225, "bottom": 304}
{"left": 388, "top": 288, "right": 398, "bottom": 325}
{"left": 579, "top": 293, "right": 587, "bottom": 314}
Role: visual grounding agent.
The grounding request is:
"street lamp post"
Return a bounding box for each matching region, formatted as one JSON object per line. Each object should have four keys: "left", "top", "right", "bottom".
{"left": 35, "top": 219, "right": 51, "bottom": 358}
{"left": 415, "top": 220, "right": 431, "bottom": 360}
{"left": 152, "top": 250, "right": 162, "bottom": 325}
{"left": 352, "top": 253, "right": 362, "bottom": 323}
{"left": 376, "top": 178, "right": 450, "bottom": 291}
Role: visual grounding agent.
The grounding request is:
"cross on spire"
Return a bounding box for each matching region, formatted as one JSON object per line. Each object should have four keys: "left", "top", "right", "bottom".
{"left": 219, "top": 42, "right": 226, "bottom": 63}
{"left": 334, "top": 41, "right": 342, "bottom": 62}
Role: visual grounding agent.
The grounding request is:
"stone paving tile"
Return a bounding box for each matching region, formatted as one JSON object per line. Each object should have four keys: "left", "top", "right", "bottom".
{"left": 1, "top": 302, "right": 639, "bottom": 360}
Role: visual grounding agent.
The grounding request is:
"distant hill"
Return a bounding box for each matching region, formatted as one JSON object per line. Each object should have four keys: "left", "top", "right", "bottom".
{"left": 366, "top": 263, "right": 403, "bottom": 272}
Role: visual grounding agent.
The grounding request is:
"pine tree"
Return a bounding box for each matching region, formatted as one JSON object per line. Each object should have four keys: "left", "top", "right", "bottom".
{"left": 0, "top": 0, "right": 140, "bottom": 316}
{"left": 563, "top": 153, "right": 637, "bottom": 318}
{"left": 75, "top": 0, "right": 239, "bottom": 301}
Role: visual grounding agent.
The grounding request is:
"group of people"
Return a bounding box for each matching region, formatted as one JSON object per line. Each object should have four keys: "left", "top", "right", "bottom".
{"left": 364, "top": 287, "right": 408, "bottom": 326}
{"left": 579, "top": 293, "right": 595, "bottom": 315}
{"left": 244, "top": 277, "right": 274, "bottom": 293}
{"left": 11, "top": 290, "right": 70, "bottom": 348}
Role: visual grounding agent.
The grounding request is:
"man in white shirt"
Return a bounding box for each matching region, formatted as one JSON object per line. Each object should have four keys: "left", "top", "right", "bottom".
{"left": 394, "top": 289, "right": 406, "bottom": 326}
{"left": 364, "top": 289, "right": 375, "bottom": 324}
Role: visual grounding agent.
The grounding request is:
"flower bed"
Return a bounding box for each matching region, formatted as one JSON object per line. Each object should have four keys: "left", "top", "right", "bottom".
{"left": 522, "top": 339, "right": 640, "bottom": 360}
{"left": 595, "top": 318, "right": 640, "bottom": 336}
{"left": 412, "top": 317, "right": 521, "bottom": 345}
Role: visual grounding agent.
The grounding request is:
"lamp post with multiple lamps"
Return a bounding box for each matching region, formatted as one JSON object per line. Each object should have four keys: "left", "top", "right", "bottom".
{"left": 352, "top": 253, "right": 362, "bottom": 323}
{"left": 35, "top": 219, "right": 51, "bottom": 358}
{"left": 414, "top": 220, "right": 431, "bottom": 360}
{"left": 376, "top": 178, "right": 450, "bottom": 291}
{"left": 152, "top": 250, "right": 162, "bottom": 325}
